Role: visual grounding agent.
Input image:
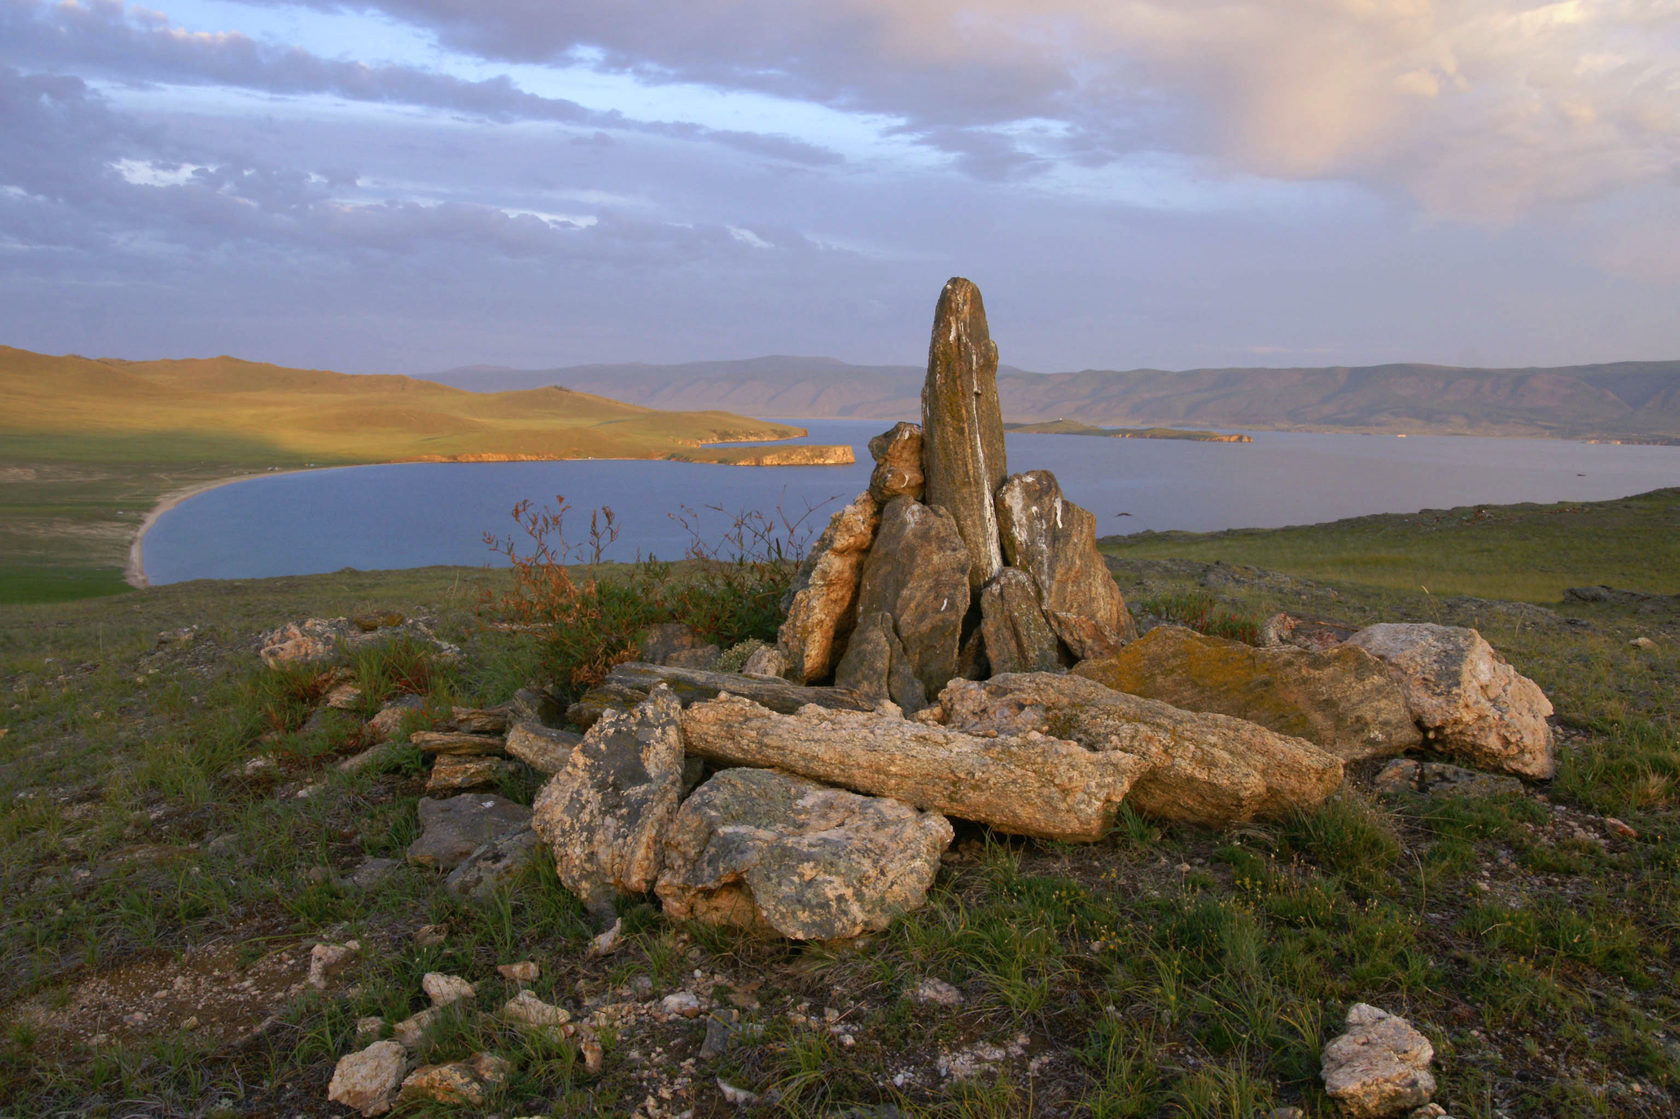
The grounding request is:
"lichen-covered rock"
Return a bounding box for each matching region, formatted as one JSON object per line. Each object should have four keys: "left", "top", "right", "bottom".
{"left": 939, "top": 673, "right": 1344, "bottom": 825}
{"left": 776, "top": 490, "right": 880, "bottom": 683}
{"left": 1321, "top": 1003, "right": 1437, "bottom": 1118}
{"left": 532, "top": 685, "right": 685, "bottom": 909}
{"left": 443, "top": 827, "right": 541, "bottom": 900}
{"left": 868, "top": 421, "right": 925, "bottom": 502}
{"left": 503, "top": 721, "right": 582, "bottom": 775}
{"left": 654, "top": 768, "right": 952, "bottom": 940}
{"left": 327, "top": 1039, "right": 407, "bottom": 1116}
{"left": 995, "top": 470, "right": 1135, "bottom": 658}
{"left": 1347, "top": 623, "right": 1554, "bottom": 778}
{"left": 979, "top": 567, "right": 1063, "bottom": 675}
{"left": 424, "top": 754, "right": 519, "bottom": 794}
{"left": 1075, "top": 626, "right": 1420, "bottom": 761}
{"left": 921, "top": 277, "right": 1007, "bottom": 591}
{"left": 833, "top": 610, "right": 927, "bottom": 714}
{"left": 855, "top": 496, "right": 971, "bottom": 697}
{"left": 399, "top": 1052, "right": 509, "bottom": 1108}
{"left": 1372, "top": 758, "right": 1526, "bottom": 799}
{"left": 679, "top": 694, "right": 1146, "bottom": 841}
{"left": 406, "top": 794, "right": 531, "bottom": 872}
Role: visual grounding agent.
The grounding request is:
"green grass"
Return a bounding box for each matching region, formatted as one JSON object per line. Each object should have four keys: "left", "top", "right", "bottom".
{"left": 0, "top": 488, "right": 1677, "bottom": 1115}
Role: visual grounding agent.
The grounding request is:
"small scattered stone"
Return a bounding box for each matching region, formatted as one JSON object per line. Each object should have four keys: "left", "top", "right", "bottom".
{"left": 421, "top": 972, "right": 476, "bottom": 1006}
{"left": 497, "top": 960, "right": 539, "bottom": 983}
{"left": 741, "top": 644, "right": 788, "bottom": 678}
{"left": 1605, "top": 816, "right": 1638, "bottom": 839}
{"left": 1321, "top": 1003, "right": 1437, "bottom": 1119}
{"left": 391, "top": 1006, "right": 444, "bottom": 1049}
{"left": 717, "top": 1079, "right": 759, "bottom": 1106}
{"left": 909, "top": 976, "right": 963, "bottom": 1007}
{"left": 307, "top": 939, "right": 361, "bottom": 989}
{"left": 349, "top": 857, "right": 403, "bottom": 891}
{"left": 354, "top": 1016, "right": 385, "bottom": 1043}
{"left": 699, "top": 1010, "right": 740, "bottom": 1059}
{"left": 587, "top": 918, "right": 624, "bottom": 958}
{"left": 366, "top": 695, "right": 425, "bottom": 742}
{"left": 661, "top": 991, "right": 705, "bottom": 1018}
{"left": 327, "top": 1039, "right": 406, "bottom": 1117}
{"left": 413, "top": 923, "right": 448, "bottom": 947}
{"left": 501, "top": 989, "right": 571, "bottom": 1029}
{"left": 1631, "top": 636, "right": 1657, "bottom": 650}
{"left": 579, "top": 1036, "right": 605, "bottom": 1075}
{"left": 399, "top": 1052, "right": 509, "bottom": 1108}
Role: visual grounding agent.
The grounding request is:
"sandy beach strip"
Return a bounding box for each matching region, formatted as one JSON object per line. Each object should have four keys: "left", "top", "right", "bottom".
{"left": 124, "top": 468, "right": 324, "bottom": 589}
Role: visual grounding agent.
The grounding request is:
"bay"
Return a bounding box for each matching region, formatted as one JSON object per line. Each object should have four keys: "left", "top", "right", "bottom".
{"left": 141, "top": 421, "right": 1680, "bottom": 584}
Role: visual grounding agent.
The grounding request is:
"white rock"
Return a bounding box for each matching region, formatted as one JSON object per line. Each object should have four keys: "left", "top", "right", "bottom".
{"left": 1321, "top": 1003, "right": 1437, "bottom": 1119}
{"left": 307, "top": 939, "right": 360, "bottom": 990}
{"left": 909, "top": 977, "right": 963, "bottom": 1007}
{"left": 587, "top": 917, "right": 624, "bottom": 958}
{"left": 661, "top": 991, "right": 706, "bottom": 1018}
{"left": 327, "top": 1039, "right": 407, "bottom": 1117}
{"left": 421, "top": 972, "right": 475, "bottom": 1006}
{"left": 502, "top": 989, "right": 572, "bottom": 1029}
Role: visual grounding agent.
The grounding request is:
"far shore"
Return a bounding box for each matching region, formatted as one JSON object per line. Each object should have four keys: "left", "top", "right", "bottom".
{"left": 125, "top": 467, "right": 327, "bottom": 589}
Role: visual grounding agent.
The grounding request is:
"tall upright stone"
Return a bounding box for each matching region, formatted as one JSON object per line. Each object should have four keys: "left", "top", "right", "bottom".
{"left": 855, "top": 496, "right": 970, "bottom": 697}
{"left": 921, "top": 277, "right": 1007, "bottom": 592}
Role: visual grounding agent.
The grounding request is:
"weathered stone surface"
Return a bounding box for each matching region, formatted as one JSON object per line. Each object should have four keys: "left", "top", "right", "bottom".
{"left": 421, "top": 972, "right": 475, "bottom": 1006}
{"left": 327, "top": 1039, "right": 406, "bottom": 1116}
{"left": 258, "top": 616, "right": 458, "bottom": 668}
{"left": 855, "top": 496, "right": 971, "bottom": 696}
{"left": 366, "top": 694, "right": 425, "bottom": 742}
{"left": 501, "top": 989, "right": 571, "bottom": 1030}
{"left": 868, "top": 421, "right": 925, "bottom": 502}
{"left": 503, "top": 721, "right": 582, "bottom": 775}
{"left": 308, "top": 940, "right": 360, "bottom": 990}
{"left": 533, "top": 685, "right": 686, "bottom": 908}
{"left": 740, "top": 644, "right": 787, "bottom": 677}
{"left": 980, "top": 568, "right": 1063, "bottom": 675}
{"left": 833, "top": 611, "right": 927, "bottom": 714}
{"left": 400, "top": 1052, "right": 509, "bottom": 1108}
{"left": 1347, "top": 623, "right": 1555, "bottom": 779}
{"left": 406, "top": 793, "right": 532, "bottom": 871}
{"left": 566, "top": 661, "right": 873, "bottom": 729}
{"left": 995, "top": 470, "right": 1134, "bottom": 658}
{"left": 443, "top": 827, "right": 541, "bottom": 899}
{"left": 921, "top": 277, "right": 1007, "bottom": 591}
{"left": 679, "top": 694, "right": 1147, "bottom": 841}
{"left": 448, "top": 706, "right": 509, "bottom": 735}
{"left": 654, "top": 767, "right": 952, "bottom": 939}
{"left": 639, "top": 622, "right": 720, "bottom": 669}
{"left": 776, "top": 490, "right": 881, "bottom": 683}
{"left": 425, "top": 754, "right": 518, "bottom": 794}
{"left": 1373, "top": 759, "right": 1527, "bottom": 799}
{"left": 1321, "top": 1003, "right": 1437, "bottom": 1118}
{"left": 939, "top": 673, "right": 1344, "bottom": 825}
{"left": 409, "top": 730, "right": 505, "bottom": 756}
{"left": 510, "top": 684, "right": 565, "bottom": 727}
{"left": 1260, "top": 612, "right": 1357, "bottom": 651}
{"left": 1075, "top": 626, "right": 1421, "bottom": 761}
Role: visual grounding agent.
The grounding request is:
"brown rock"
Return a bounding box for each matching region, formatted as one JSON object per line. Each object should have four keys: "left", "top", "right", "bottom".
{"left": 776, "top": 491, "right": 881, "bottom": 683}
{"left": 679, "top": 693, "right": 1148, "bottom": 842}
{"left": 503, "top": 721, "right": 582, "bottom": 775}
{"left": 327, "top": 1039, "right": 406, "bottom": 1116}
{"left": 980, "top": 568, "right": 1063, "bottom": 675}
{"left": 833, "top": 611, "right": 927, "bottom": 714}
{"left": 995, "top": 470, "right": 1135, "bottom": 658}
{"left": 868, "top": 421, "right": 925, "bottom": 502}
{"left": 921, "top": 277, "right": 1007, "bottom": 591}
{"left": 532, "top": 685, "right": 686, "bottom": 908}
{"left": 406, "top": 793, "right": 532, "bottom": 871}
{"left": 399, "top": 1052, "right": 509, "bottom": 1108}
{"left": 1372, "top": 758, "right": 1526, "bottom": 799}
{"left": 1320, "top": 1004, "right": 1436, "bottom": 1118}
{"left": 448, "top": 706, "right": 509, "bottom": 735}
{"left": 1347, "top": 623, "right": 1555, "bottom": 778}
{"left": 855, "top": 496, "right": 971, "bottom": 697}
{"left": 409, "top": 730, "right": 505, "bottom": 756}
{"left": 939, "top": 673, "right": 1344, "bottom": 826}
{"left": 1075, "top": 626, "right": 1421, "bottom": 761}
{"left": 654, "top": 767, "right": 952, "bottom": 939}
{"left": 566, "top": 661, "right": 874, "bottom": 730}
{"left": 424, "top": 754, "right": 518, "bottom": 794}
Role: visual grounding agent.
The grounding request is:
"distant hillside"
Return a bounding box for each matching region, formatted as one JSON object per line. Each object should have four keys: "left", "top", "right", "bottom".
{"left": 0, "top": 346, "right": 816, "bottom": 465}
{"left": 423, "top": 357, "right": 1680, "bottom": 441}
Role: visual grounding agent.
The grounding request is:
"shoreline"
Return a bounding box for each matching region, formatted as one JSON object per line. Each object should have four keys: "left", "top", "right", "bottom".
{"left": 125, "top": 468, "right": 325, "bottom": 589}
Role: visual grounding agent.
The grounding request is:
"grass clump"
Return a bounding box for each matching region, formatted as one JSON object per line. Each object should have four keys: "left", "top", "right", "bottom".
{"left": 1133, "top": 590, "right": 1261, "bottom": 644}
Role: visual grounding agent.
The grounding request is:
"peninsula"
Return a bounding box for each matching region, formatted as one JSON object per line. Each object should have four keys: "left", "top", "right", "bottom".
{"left": 1005, "top": 419, "right": 1252, "bottom": 442}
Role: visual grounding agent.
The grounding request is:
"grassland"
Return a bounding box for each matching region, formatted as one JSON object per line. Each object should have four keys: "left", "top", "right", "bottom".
{"left": 0, "top": 347, "right": 837, "bottom": 604}
{"left": 0, "top": 489, "right": 1675, "bottom": 1116}
{"left": 1005, "top": 420, "right": 1252, "bottom": 443}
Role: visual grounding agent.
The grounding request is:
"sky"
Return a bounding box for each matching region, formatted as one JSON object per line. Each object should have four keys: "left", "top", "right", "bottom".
{"left": 2, "top": 0, "right": 1678, "bottom": 375}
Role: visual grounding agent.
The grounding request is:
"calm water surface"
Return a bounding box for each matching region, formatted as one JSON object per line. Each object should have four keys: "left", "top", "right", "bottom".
{"left": 143, "top": 421, "right": 1680, "bottom": 583}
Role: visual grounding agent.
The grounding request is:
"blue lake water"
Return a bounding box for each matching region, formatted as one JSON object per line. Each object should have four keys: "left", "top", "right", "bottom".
{"left": 141, "top": 421, "right": 1680, "bottom": 584}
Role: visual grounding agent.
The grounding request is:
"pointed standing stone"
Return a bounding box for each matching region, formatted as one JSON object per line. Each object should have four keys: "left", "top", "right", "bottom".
{"left": 921, "top": 277, "right": 1007, "bottom": 592}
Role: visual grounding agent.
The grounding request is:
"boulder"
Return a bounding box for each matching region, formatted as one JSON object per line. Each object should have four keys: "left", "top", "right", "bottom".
{"left": 833, "top": 610, "right": 927, "bottom": 714}
{"left": 868, "top": 421, "right": 925, "bottom": 502}
{"left": 939, "top": 673, "right": 1344, "bottom": 826}
{"left": 855, "top": 496, "right": 971, "bottom": 697}
{"left": 654, "top": 767, "right": 952, "bottom": 940}
{"left": 532, "top": 685, "right": 686, "bottom": 908}
{"left": 406, "top": 793, "right": 532, "bottom": 872}
{"left": 566, "top": 661, "right": 874, "bottom": 729}
{"left": 1321, "top": 1003, "right": 1437, "bottom": 1118}
{"left": 979, "top": 568, "right": 1063, "bottom": 675}
{"left": 921, "top": 277, "right": 1007, "bottom": 591}
{"left": 327, "top": 1039, "right": 407, "bottom": 1117}
{"left": 995, "top": 470, "right": 1135, "bottom": 658}
{"left": 503, "top": 721, "right": 582, "bottom": 775}
{"left": 1346, "top": 623, "right": 1554, "bottom": 779}
{"left": 443, "top": 827, "right": 541, "bottom": 900}
{"left": 638, "top": 622, "right": 720, "bottom": 669}
{"left": 776, "top": 490, "right": 881, "bottom": 683}
{"left": 1074, "top": 626, "right": 1421, "bottom": 761}
{"left": 679, "top": 694, "right": 1147, "bottom": 842}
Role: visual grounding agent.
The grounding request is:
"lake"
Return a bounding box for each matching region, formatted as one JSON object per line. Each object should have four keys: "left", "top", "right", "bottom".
{"left": 141, "top": 421, "right": 1680, "bottom": 584}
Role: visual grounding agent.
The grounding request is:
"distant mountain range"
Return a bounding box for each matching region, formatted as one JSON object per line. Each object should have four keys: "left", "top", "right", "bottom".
{"left": 420, "top": 356, "right": 1680, "bottom": 442}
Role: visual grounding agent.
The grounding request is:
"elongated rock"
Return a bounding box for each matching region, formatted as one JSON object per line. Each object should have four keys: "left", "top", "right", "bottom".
{"left": 855, "top": 496, "right": 971, "bottom": 696}
{"left": 979, "top": 567, "right": 1063, "bottom": 675}
{"left": 655, "top": 767, "right": 952, "bottom": 940}
{"left": 1075, "top": 625, "right": 1421, "bottom": 761}
{"left": 922, "top": 277, "right": 1007, "bottom": 591}
{"left": 566, "top": 661, "right": 874, "bottom": 729}
{"left": 939, "top": 673, "right": 1344, "bottom": 825}
{"left": 679, "top": 694, "right": 1148, "bottom": 842}
{"left": 533, "top": 685, "right": 685, "bottom": 907}
{"left": 995, "top": 470, "right": 1134, "bottom": 657}
{"left": 776, "top": 490, "right": 881, "bottom": 683}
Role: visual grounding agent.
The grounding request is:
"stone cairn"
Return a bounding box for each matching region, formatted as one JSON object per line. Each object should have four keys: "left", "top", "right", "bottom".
{"left": 774, "top": 276, "right": 1136, "bottom": 709}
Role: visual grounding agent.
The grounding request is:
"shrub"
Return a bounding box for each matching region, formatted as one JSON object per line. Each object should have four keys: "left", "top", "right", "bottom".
{"left": 1134, "top": 590, "right": 1261, "bottom": 645}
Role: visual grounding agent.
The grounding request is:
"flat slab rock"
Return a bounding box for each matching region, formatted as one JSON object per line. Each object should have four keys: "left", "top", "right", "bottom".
{"left": 567, "top": 661, "right": 873, "bottom": 730}
{"left": 1076, "top": 625, "right": 1421, "bottom": 761}
{"left": 655, "top": 767, "right": 952, "bottom": 940}
{"left": 939, "top": 673, "right": 1344, "bottom": 826}
{"left": 1321, "top": 1003, "right": 1437, "bottom": 1119}
{"left": 1347, "top": 623, "right": 1554, "bottom": 779}
{"left": 406, "top": 793, "right": 532, "bottom": 872}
